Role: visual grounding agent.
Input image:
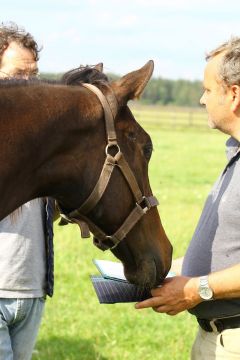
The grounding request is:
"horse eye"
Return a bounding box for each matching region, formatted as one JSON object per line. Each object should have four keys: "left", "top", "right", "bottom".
{"left": 128, "top": 131, "right": 136, "bottom": 141}
{"left": 143, "top": 142, "right": 153, "bottom": 160}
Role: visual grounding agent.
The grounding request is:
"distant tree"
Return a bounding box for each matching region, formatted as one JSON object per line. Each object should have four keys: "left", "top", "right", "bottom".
{"left": 142, "top": 77, "right": 202, "bottom": 107}
{"left": 40, "top": 72, "right": 63, "bottom": 81}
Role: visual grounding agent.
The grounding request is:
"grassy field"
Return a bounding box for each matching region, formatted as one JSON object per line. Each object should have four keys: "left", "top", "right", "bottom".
{"left": 33, "top": 107, "right": 228, "bottom": 360}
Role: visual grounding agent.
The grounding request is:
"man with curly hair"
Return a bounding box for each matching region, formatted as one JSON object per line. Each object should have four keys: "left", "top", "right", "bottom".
{"left": 0, "top": 22, "right": 54, "bottom": 360}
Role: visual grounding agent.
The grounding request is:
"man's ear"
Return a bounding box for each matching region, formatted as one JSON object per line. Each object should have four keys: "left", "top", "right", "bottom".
{"left": 231, "top": 85, "right": 240, "bottom": 112}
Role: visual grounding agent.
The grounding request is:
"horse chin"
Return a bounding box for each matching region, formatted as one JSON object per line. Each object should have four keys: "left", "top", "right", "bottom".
{"left": 123, "top": 258, "right": 165, "bottom": 288}
{"left": 111, "top": 244, "right": 166, "bottom": 288}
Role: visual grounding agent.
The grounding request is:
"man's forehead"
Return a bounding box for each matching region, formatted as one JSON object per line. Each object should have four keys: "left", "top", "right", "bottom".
{"left": 1, "top": 41, "right": 37, "bottom": 72}
{"left": 3, "top": 41, "right": 35, "bottom": 62}
{"left": 206, "top": 54, "right": 223, "bottom": 71}
{"left": 204, "top": 53, "right": 224, "bottom": 82}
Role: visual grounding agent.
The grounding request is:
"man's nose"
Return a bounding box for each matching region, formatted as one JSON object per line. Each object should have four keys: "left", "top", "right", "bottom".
{"left": 200, "top": 93, "right": 205, "bottom": 106}
{"left": 21, "top": 74, "right": 30, "bottom": 80}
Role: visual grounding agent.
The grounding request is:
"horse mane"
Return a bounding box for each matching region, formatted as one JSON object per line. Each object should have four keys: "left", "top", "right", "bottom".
{"left": 61, "top": 64, "right": 109, "bottom": 85}
{"left": 0, "top": 64, "right": 109, "bottom": 88}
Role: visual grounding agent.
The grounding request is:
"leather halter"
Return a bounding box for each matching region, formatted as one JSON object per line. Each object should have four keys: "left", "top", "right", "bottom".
{"left": 58, "top": 83, "right": 159, "bottom": 251}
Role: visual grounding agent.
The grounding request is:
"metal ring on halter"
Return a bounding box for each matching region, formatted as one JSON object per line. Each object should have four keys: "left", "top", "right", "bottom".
{"left": 105, "top": 143, "right": 120, "bottom": 156}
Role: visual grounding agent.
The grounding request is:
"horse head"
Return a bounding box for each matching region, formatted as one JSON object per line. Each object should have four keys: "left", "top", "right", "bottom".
{"left": 0, "top": 62, "right": 172, "bottom": 288}
{"left": 58, "top": 61, "right": 173, "bottom": 287}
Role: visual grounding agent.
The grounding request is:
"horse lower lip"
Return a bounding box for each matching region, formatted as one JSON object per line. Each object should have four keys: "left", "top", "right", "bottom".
{"left": 155, "top": 276, "right": 164, "bottom": 286}
{"left": 124, "top": 264, "right": 157, "bottom": 288}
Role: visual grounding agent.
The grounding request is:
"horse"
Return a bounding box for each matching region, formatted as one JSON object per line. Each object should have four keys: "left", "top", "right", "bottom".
{"left": 0, "top": 61, "right": 172, "bottom": 288}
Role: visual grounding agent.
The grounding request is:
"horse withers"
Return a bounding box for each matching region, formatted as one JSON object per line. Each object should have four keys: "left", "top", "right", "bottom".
{"left": 0, "top": 61, "right": 172, "bottom": 288}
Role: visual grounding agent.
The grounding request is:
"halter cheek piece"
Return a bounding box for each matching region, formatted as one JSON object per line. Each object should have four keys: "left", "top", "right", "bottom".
{"left": 58, "top": 83, "right": 159, "bottom": 251}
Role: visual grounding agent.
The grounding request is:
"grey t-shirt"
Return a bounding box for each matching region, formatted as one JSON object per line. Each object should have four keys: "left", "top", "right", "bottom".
{"left": 182, "top": 137, "right": 240, "bottom": 319}
{"left": 0, "top": 199, "right": 46, "bottom": 298}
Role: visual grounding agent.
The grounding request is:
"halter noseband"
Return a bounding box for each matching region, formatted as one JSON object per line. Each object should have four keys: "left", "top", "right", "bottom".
{"left": 58, "top": 83, "right": 159, "bottom": 251}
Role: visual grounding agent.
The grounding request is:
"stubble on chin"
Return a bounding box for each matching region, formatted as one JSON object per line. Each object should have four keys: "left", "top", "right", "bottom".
{"left": 207, "top": 117, "right": 217, "bottom": 129}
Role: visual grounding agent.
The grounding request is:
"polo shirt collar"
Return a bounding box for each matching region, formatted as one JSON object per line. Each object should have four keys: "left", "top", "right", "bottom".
{"left": 226, "top": 137, "right": 240, "bottom": 161}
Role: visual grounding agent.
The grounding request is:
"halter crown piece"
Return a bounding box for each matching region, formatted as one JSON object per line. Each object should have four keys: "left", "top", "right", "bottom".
{"left": 58, "top": 83, "right": 159, "bottom": 251}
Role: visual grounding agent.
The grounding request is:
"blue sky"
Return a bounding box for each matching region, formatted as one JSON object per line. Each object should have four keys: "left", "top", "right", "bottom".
{"left": 2, "top": 0, "right": 240, "bottom": 80}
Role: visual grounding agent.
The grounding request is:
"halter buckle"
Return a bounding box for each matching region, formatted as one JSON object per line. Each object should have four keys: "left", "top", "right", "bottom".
{"left": 93, "top": 235, "right": 120, "bottom": 251}
{"left": 106, "top": 235, "right": 120, "bottom": 249}
{"left": 137, "top": 196, "right": 152, "bottom": 214}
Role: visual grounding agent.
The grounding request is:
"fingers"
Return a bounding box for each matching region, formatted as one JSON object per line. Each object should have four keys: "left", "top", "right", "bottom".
{"left": 135, "top": 286, "right": 169, "bottom": 309}
{"left": 152, "top": 305, "right": 169, "bottom": 313}
{"left": 151, "top": 287, "right": 162, "bottom": 296}
{"left": 153, "top": 306, "right": 179, "bottom": 316}
{"left": 135, "top": 296, "right": 164, "bottom": 309}
{"left": 135, "top": 297, "right": 181, "bottom": 315}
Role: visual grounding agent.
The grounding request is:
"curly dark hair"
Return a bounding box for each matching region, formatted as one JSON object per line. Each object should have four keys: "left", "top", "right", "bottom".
{"left": 0, "top": 21, "right": 41, "bottom": 65}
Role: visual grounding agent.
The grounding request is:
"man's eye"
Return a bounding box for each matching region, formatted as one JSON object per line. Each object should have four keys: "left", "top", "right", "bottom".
{"left": 14, "top": 71, "right": 39, "bottom": 79}
{"left": 31, "top": 71, "right": 39, "bottom": 77}
{"left": 13, "top": 72, "right": 27, "bottom": 78}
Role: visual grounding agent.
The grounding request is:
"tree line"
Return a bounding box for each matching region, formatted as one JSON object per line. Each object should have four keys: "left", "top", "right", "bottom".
{"left": 140, "top": 78, "right": 203, "bottom": 107}
{"left": 41, "top": 72, "right": 203, "bottom": 108}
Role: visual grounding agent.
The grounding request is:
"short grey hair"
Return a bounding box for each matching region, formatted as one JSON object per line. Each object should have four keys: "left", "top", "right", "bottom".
{"left": 206, "top": 37, "right": 240, "bottom": 86}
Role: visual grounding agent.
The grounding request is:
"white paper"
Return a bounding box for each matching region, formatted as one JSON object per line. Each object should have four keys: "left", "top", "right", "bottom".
{"left": 93, "top": 259, "right": 127, "bottom": 281}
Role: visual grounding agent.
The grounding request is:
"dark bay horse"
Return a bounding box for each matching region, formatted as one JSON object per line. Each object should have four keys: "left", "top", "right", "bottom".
{"left": 0, "top": 61, "right": 172, "bottom": 287}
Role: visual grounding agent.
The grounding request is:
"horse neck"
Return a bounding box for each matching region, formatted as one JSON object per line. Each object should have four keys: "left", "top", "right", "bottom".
{"left": 0, "top": 84, "right": 100, "bottom": 220}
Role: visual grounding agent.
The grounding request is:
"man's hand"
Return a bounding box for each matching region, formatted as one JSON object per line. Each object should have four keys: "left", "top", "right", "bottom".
{"left": 135, "top": 276, "right": 202, "bottom": 316}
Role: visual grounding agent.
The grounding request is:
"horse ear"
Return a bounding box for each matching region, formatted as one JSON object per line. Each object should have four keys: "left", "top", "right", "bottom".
{"left": 94, "top": 63, "right": 103, "bottom": 72}
{"left": 111, "top": 60, "right": 154, "bottom": 105}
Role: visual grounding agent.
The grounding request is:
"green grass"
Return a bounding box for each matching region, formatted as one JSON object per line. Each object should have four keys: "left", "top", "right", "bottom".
{"left": 33, "top": 107, "right": 228, "bottom": 360}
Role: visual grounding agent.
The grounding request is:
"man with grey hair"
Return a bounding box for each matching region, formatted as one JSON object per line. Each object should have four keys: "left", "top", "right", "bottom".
{"left": 136, "top": 37, "right": 240, "bottom": 359}
{"left": 0, "top": 22, "right": 54, "bottom": 360}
